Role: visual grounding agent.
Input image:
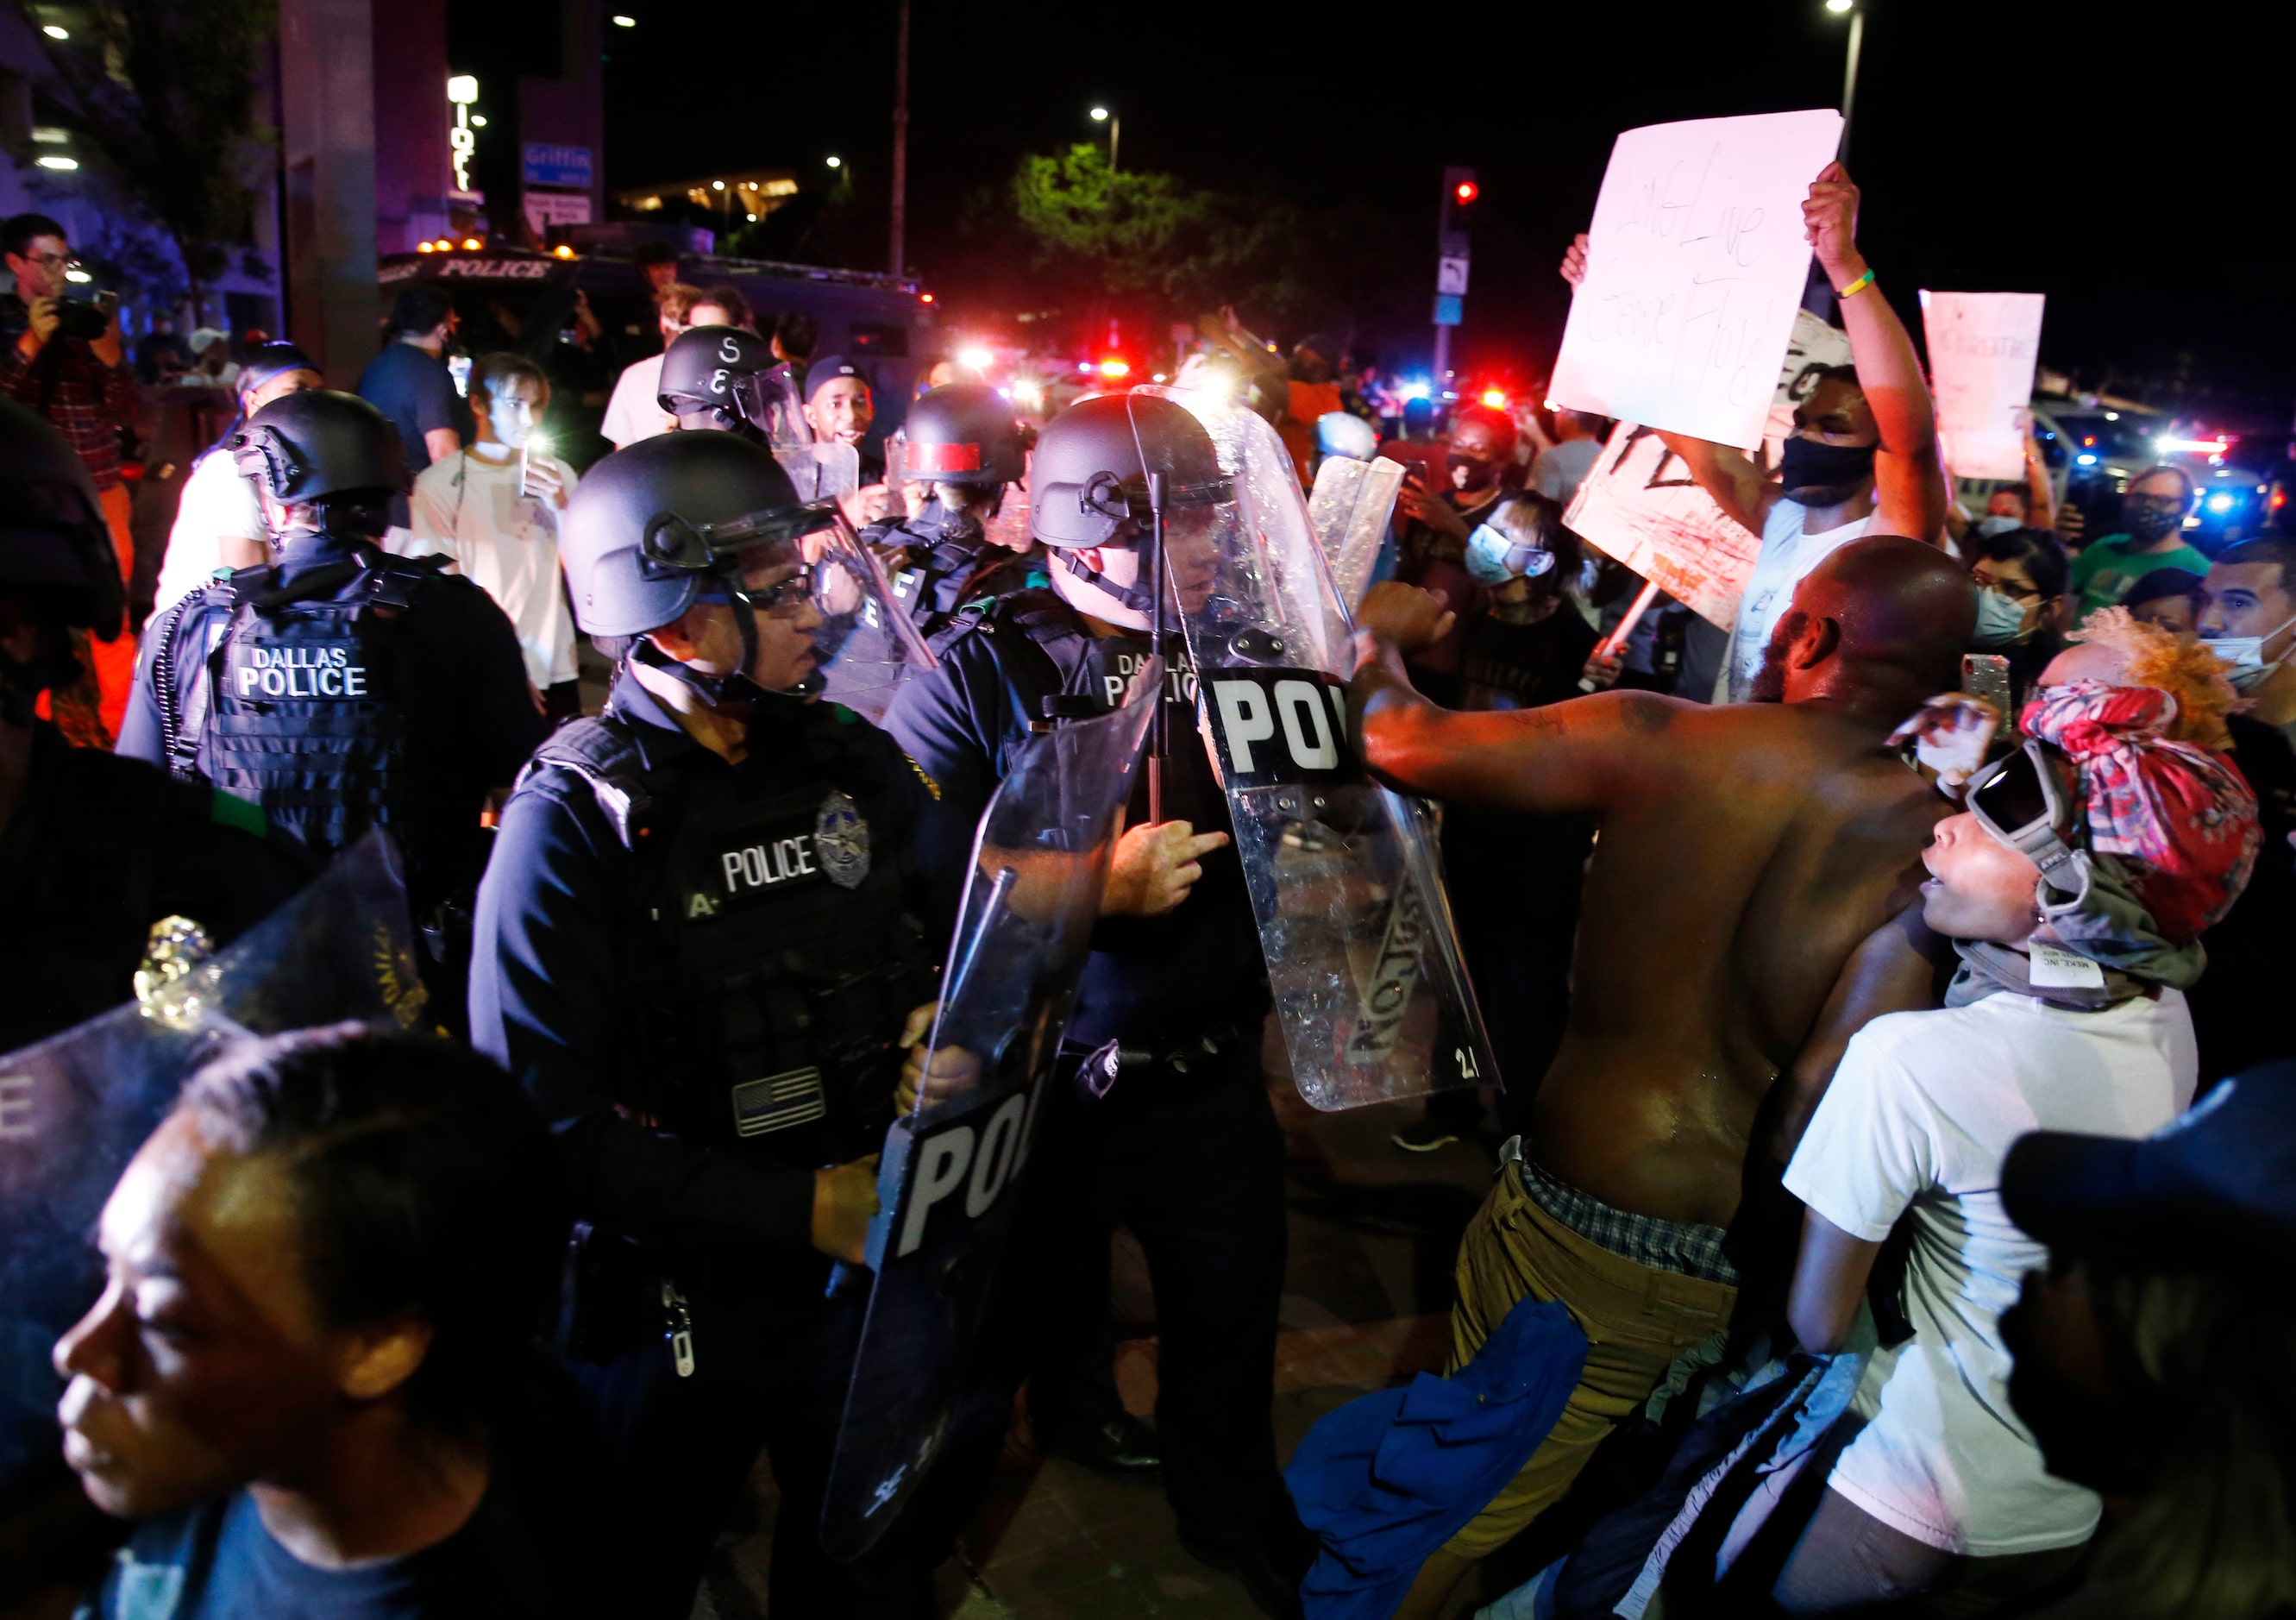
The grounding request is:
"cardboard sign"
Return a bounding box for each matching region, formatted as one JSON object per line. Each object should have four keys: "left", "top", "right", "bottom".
{"left": 1564, "top": 310, "right": 1852, "bottom": 631}
{"left": 1550, "top": 109, "right": 1844, "bottom": 453}
{"left": 1921, "top": 291, "right": 2045, "bottom": 482}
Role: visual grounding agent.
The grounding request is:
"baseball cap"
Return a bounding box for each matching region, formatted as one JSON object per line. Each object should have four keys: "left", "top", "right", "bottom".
{"left": 804, "top": 355, "right": 867, "bottom": 402}
{"left": 2002, "top": 1059, "right": 2296, "bottom": 1272}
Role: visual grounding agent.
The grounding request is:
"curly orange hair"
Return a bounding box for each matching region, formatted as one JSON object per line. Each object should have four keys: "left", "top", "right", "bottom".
{"left": 2067, "top": 607, "right": 2240, "bottom": 750}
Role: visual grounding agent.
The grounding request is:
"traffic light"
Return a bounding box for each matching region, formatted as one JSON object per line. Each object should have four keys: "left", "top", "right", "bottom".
{"left": 1440, "top": 166, "right": 1478, "bottom": 256}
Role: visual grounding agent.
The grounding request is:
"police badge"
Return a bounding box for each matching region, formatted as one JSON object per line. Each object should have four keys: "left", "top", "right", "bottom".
{"left": 814, "top": 791, "right": 871, "bottom": 889}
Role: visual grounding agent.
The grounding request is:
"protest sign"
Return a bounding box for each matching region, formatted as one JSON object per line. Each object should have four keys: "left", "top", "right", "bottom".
{"left": 1564, "top": 310, "right": 1851, "bottom": 631}
{"left": 1920, "top": 291, "right": 2044, "bottom": 482}
{"left": 1551, "top": 109, "right": 1844, "bottom": 453}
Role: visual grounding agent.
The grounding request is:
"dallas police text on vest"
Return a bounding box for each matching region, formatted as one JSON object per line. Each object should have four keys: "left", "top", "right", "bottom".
{"left": 230, "top": 645, "right": 369, "bottom": 699}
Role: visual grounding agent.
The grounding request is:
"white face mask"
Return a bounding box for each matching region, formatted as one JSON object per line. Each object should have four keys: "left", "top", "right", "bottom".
{"left": 2205, "top": 612, "right": 2296, "bottom": 691}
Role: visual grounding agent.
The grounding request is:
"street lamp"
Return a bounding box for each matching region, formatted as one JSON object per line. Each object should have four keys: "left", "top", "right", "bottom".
{"left": 1089, "top": 104, "right": 1119, "bottom": 171}
{"left": 1826, "top": 0, "right": 1864, "bottom": 161}
{"left": 825, "top": 154, "right": 843, "bottom": 169}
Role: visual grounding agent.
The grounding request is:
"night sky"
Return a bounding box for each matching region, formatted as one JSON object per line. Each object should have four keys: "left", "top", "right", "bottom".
{"left": 594, "top": 0, "right": 2291, "bottom": 432}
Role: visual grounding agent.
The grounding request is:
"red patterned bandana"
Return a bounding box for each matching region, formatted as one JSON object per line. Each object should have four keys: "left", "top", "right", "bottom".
{"left": 2019, "top": 680, "right": 2261, "bottom": 941}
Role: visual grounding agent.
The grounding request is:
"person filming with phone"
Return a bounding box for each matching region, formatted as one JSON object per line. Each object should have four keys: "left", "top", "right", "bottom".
{"left": 3, "top": 211, "right": 140, "bottom": 744}
{"left": 409, "top": 352, "right": 582, "bottom": 723}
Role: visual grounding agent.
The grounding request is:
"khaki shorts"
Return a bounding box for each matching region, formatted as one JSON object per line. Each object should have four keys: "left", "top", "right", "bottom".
{"left": 1442, "top": 1161, "right": 1739, "bottom": 1559}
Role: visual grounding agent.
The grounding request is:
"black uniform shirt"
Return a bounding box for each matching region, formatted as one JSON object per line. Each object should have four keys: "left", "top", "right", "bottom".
{"left": 885, "top": 588, "right": 1267, "bottom": 1054}
{"left": 116, "top": 530, "right": 548, "bottom": 904}
{"left": 865, "top": 508, "right": 1045, "bottom": 638}
{"left": 470, "top": 674, "right": 932, "bottom": 1259}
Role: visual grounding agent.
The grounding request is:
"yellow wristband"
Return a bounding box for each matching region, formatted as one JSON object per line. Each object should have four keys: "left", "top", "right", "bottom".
{"left": 1835, "top": 267, "right": 1877, "bottom": 299}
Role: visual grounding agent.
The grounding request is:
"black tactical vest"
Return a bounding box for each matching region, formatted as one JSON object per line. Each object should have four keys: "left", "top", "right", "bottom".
{"left": 157, "top": 550, "right": 444, "bottom": 858}
{"left": 519, "top": 709, "right": 932, "bottom": 1170}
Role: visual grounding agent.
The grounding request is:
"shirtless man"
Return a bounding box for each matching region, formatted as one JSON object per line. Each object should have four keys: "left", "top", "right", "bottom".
{"left": 1352, "top": 533, "right": 1971, "bottom": 1612}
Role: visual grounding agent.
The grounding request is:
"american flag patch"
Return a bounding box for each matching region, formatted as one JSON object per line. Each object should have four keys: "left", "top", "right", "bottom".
{"left": 731, "top": 1067, "right": 827, "bottom": 1137}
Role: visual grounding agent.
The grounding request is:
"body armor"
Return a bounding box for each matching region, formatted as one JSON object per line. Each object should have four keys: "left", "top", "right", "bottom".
{"left": 519, "top": 706, "right": 932, "bottom": 1170}
{"left": 154, "top": 549, "right": 443, "bottom": 857}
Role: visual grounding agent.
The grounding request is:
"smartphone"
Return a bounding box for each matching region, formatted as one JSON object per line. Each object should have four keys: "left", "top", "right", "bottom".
{"left": 1960, "top": 653, "right": 2013, "bottom": 724}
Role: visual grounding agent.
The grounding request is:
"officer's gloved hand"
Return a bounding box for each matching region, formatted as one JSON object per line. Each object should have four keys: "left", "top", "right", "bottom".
{"left": 812, "top": 1156, "right": 881, "bottom": 1266}
{"left": 1101, "top": 819, "right": 1230, "bottom": 919}
{"left": 895, "top": 1001, "right": 979, "bottom": 1114}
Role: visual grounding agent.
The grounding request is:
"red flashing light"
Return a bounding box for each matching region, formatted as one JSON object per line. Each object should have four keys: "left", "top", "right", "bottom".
{"left": 1479, "top": 387, "right": 1507, "bottom": 409}
{"left": 919, "top": 292, "right": 934, "bottom": 303}
{"left": 1098, "top": 358, "right": 1132, "bottom": 379}
{"left": 1454, "top": 179, "right": 1478, "bottom": 204}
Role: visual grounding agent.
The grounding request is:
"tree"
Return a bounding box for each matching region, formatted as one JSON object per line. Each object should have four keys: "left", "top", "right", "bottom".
{"left": 34, "top": 0, "right": 276, "bottom": 318}
{"left": 1003, "top": 143, "right": 1426, "bottom": 342}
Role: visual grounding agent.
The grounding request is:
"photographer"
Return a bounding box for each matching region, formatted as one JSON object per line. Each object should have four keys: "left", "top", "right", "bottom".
{"left": 3, "top": 212, "right": 140, "bottom": 744}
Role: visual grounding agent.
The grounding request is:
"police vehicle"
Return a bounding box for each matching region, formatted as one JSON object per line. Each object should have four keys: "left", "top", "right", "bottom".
{"left": 377, "top": 242, "right": 936, "bottom": 468}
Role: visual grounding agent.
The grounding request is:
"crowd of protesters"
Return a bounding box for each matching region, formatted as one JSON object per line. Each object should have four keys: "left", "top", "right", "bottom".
{"left": 7, "top": 143, "right": 2296, "bottom": 1620}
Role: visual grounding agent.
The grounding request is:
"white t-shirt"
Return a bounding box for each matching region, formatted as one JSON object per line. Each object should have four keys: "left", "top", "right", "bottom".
{"left": 601, "top": 355, "right": 672, "bottom": 449}
{"left": 150, "top": 451, "right": 266, "bottom": 621}
{"left": 1784, "top": 988, "right": 2197, "bottom": 1556}
{"left": 1720, "top": 499, "right": 1872, "bottom": 701}
{"left": 409, "top": 449, "right": 580, "bottom": 689}
{"left": 1532, "top": 438, "right": 1603, "bottom": 506}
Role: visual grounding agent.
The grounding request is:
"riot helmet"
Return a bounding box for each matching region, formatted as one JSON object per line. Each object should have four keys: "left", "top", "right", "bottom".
{"left": 228, "top": 390, "right": 407, "bottom": 537}
{"left": 657, "top": 324, "right": 783, "bottom": 442}
{"left": 1031, "top": 391, "right": 1231, "bottom": 627}
{"left": 0, "top": 399, "right": 122, "bottom": 722}
{"left": 899, "top": 383, "right": 1027, "bottom": 489}
{"left": 559, "top": 430, "right": 931, "bottom": 710}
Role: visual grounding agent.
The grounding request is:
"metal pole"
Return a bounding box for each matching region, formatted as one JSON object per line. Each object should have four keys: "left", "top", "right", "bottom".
{"left": 1432, "top": 325, "right": 1449, "bottom": 393}
{"left": 1840, "top": 7, "right": 1864, "bottom": 161}
{"left": 1109, "top": 114, "right": 1120, "bottom": 173}
{"left": 1146, "top": 470, "right": 1167, "bottom": 825}
{"left": 889, "top": 0, "right": 909, "bottom": 276}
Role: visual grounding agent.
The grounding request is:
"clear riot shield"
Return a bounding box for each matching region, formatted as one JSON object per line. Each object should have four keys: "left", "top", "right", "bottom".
{"left": 1307, "top": 453, "right": 1404, "bottom": 613}
{"left": 0, "top": 833, "right": 429, "bottom": 1497}
{"left": 1136, "top": 386, "right": 1496, "bottom": 1111}
{"left": 820, "top": 675, "right": 1157, "bottom": 1560}
{"left": 775, "top": 441, "right": 861, "bottom": 510}
{"left": 809, "top": 512, "right": 938, "bottom": 725}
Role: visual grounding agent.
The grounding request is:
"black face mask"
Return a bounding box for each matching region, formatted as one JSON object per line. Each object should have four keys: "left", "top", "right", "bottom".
{"left": 1779, "top": 435, "right": 1878, "bottom": 495}
{"left": 1447, "top": 451, "right": 1500, "bottom": 492}
{"left": 2124, "top": 505, "right": 2185, "bottom": 543}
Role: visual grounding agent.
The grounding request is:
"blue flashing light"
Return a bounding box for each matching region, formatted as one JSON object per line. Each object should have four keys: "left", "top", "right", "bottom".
{"left": 2076, "top": 453, "right": 2099, "bottom": 466}
{"left": 2206, "top": 493, "right": 2236, "bottom": 513}
{"left": 1397, "top": 380, "right": 1432, "bottom": 402}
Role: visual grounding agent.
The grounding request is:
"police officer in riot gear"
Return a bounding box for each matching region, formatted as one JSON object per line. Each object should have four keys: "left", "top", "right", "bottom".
{"left": 868, "top": 381, "right": 1042, "bottom": 640}
{"left": 656, "top": 323, "right": 785, "bottom": 442}
{"left": 469, "top": 429, "right": 949, "bottom": 1618}
{"left": 116, "top": 390, "right": 543, "bottom": 1016}
{"left": 2, "top": 399, "right": 309, "bottom": 1055}
{"left": 884, "top": 392, "right": 1312, "bottom": 1614}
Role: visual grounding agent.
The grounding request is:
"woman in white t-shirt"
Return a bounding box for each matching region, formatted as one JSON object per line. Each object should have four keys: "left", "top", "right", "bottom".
{"left": 410, "top": 352, "right": 581, "bottom": 719}
{"left": 148, "top": 344, "right": 323, "bottom": 619}
{"left": 1776, "top": 664, "right": 2261, "bottom": 1615}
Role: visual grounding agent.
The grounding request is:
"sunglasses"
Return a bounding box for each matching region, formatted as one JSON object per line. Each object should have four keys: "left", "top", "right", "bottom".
{"left": 1966, "top": 738, "right": 2085, "bottom": 894}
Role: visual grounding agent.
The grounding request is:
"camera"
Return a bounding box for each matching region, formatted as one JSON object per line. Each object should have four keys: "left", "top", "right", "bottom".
{"left": 53, "top": 290, "right": 116, "bottom": 342}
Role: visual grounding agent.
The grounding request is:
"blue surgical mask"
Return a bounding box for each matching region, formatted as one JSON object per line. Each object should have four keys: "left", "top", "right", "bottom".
{"left": 1464, "top": 521, "right": 1556, "bottom": 587}
{"left": 1971, "top": 587, "right": 2032, "bottom": 649}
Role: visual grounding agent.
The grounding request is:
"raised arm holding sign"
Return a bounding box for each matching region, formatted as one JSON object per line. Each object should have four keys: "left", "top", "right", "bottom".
{"left": 1548, "top": 109, "right": 1843, "bottom": 450}
{"left": 1570, "top": 162, "right": 1949, "bottom": 700}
